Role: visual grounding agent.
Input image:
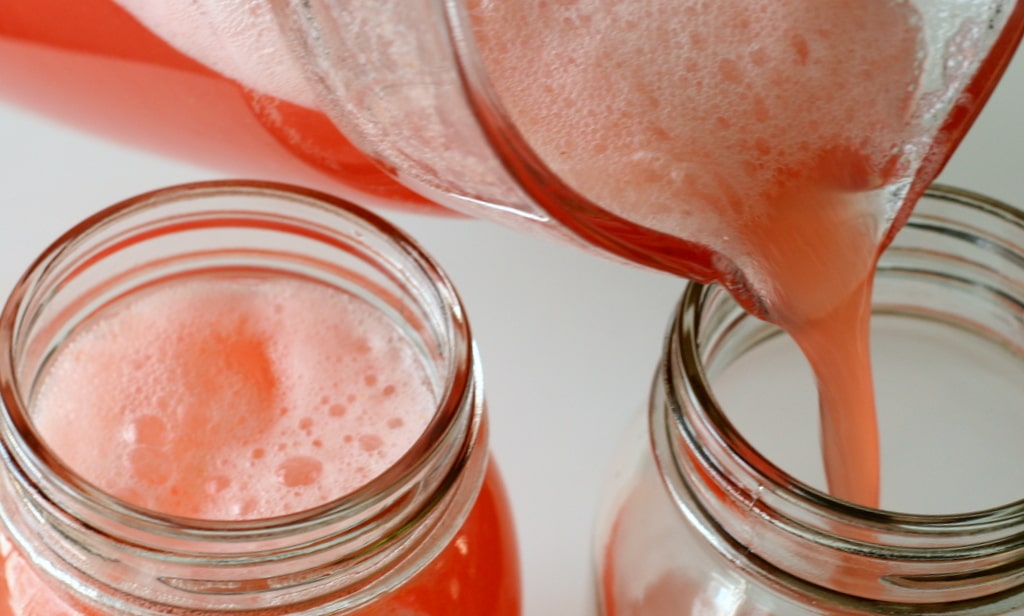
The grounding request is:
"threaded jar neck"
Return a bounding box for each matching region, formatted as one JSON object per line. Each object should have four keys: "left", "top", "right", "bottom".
{"left": 657, "top": 185, "right": 1024, "bottom": 611}
{"left": 0, "top": 180, "right": 487, "bottom": 614}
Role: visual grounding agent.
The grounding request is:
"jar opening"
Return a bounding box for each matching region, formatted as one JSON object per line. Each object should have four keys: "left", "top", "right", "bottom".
{"left": 660, "top": 185, "right": 1024, "bottom": 606}
{"left": 0, "top": 180, "right": 486, "bottom": 613}
{"left": 675, "top": 185, "right": 1024, "bottom": 521}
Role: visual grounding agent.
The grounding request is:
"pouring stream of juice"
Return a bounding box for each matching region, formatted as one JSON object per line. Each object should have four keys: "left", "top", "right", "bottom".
{"left": 469, "top": 0, "right": 1024, "bottom": 507}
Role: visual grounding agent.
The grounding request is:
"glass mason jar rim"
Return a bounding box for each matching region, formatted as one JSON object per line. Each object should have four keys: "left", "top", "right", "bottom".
{"left": 0, "top": 178, "right": 481, "bottom": 537}
{"left": 671, "top": 184, "right": 1024, "bottom": 524}
{"left": 658, "top": 184, "right": 1024, "bottom": 607}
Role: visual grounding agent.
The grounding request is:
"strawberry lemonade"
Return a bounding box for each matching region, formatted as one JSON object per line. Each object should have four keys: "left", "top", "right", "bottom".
{"left": 0, "top": 0, "right": 1019, "bottom": 502}
{"left": 0, "top": 183, "right": 520, "bottom": 614}
{"left": 470, "top": 0, "right": 1022, "bottom": 506}
{"left": 0, "top": 0, "right": 1022, "bottom": 570}
{"left": 3, "top": 0, "right": 1008, "bottom": 506}
{"left": 0, "top": 0, "right": 431, "bottom": 212}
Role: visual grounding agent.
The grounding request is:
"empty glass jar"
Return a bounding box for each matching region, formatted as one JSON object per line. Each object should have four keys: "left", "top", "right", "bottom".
{"left": 597, "top": 185, "right": 1024, "bottom": 615}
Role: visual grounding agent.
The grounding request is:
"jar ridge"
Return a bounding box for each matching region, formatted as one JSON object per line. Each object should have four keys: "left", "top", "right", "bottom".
{"left": 0, "top": 181, "right": 517, "bottom": 615}
{"left": 600, "top": 185, "right": 1024, "bottom": 615}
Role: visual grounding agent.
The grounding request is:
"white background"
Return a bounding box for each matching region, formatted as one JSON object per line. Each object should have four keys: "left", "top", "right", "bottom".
{"left": 1, "top": 52, "right": 1023, "bottom": 616}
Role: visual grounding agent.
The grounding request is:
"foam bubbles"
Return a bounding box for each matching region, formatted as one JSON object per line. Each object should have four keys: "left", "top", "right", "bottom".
{"left": 112, "top": 1, "right": 317, "bottom": 107}
{"left": 358, "top": 434, "right": 384, "bottom": 453}
{"left": 276, "top": 456, "right": 324, "bottom": 488}
{"left": 471, "top": 0, "right": 924, "bottom": 301}
{"left": 31, "top": 276, "right": 436, "bottom": 520}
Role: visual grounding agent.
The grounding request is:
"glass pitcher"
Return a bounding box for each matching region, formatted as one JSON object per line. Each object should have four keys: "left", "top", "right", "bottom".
{"left": 1, "top": 1, "right": 1022, "bottom": 283}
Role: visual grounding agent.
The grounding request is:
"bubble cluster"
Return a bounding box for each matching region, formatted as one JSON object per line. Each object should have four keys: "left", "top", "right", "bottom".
{"left": 471, "top": 0, "right": 923, "bottom": 296}
{"left": 470, "top": 0, "right": 931, "bottom": 509}
{"left": 32, "top": 277, "right": 435, "bottom": 520}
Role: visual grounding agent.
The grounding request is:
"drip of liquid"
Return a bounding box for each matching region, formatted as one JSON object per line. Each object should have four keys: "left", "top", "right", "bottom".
{"left": 470, "top": 0, "right": 951, "bottom": 507}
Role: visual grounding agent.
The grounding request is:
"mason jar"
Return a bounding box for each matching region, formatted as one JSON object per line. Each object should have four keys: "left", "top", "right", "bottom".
{"left": 0, "top": 180, "right": 520, "bottom": 614}
{"left": 597, "top": 185, "right": 1024, "bottom": 615}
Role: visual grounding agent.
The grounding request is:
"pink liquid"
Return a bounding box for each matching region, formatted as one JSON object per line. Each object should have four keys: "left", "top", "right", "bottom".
{"left": 1, "top": 275, "right": 520, "bottom": 614}
{"left": 0, "top": 0, "right": 437, "bottom": 214}
{"left": 471, "top": 0, "right": 1022, "bottom": 507}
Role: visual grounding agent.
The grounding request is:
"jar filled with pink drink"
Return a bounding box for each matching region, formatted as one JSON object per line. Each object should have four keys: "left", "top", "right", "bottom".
{"left": 597, "top": 186, "right": 1024, "bottom": 615}
{"left": 0, "top": 181, "right": 521, "bottom": 614}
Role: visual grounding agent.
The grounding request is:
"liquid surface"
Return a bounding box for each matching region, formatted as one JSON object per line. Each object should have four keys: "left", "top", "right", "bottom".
{"left": 2, "top": 275, "right": 520, "bottom": 614}
{"left": 34, "top": 276, "right": 433, "bottom": 518}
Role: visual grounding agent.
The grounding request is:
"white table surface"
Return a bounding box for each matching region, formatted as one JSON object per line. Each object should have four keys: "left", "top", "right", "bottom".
{"left": 1, "top": 51, "right": 1023, "bottom": 615}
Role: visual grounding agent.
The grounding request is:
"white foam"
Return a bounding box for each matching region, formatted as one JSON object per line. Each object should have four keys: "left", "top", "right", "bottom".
{"left": 32, "top": 276, "right": 434, "bottom": 520}
{"left": 113, "top": 0, "right": 317, "bottom": 108}
{"left": 471, "top": 0, "right": 924, "bottom": 252}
